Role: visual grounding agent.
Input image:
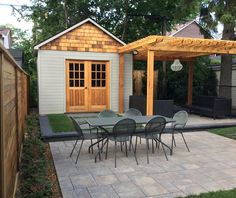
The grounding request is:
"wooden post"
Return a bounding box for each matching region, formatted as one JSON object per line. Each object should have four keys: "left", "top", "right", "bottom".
{"left": 119, "top": 53, "right": 124, "bottom": 113}
{"left": 187, "top": 61, "right": 194, "bottom": 106}
{"left": 0, "top": 52, "right": 5, "bottom": 198}
{"left": 146, "top": 50, "right": 154, "bottom": 115}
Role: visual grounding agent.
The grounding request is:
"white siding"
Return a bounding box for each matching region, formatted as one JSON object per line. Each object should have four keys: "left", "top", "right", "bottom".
{"left": 37, "top": 50, "right": 133, "bottom": 114}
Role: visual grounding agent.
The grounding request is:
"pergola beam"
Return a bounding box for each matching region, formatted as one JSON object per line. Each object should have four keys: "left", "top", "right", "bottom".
{"left": 187, "top": 61, "right": 194, "bottom": 106}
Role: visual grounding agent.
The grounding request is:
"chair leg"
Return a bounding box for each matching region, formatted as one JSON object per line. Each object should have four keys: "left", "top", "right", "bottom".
{"left": 129, "top": 137, "right": 132, "bottom": 151}
{"left": 158, "top": 133, "right": 162, "bottom": 149}
{"left": 140, "top": 137, "right": 142, "bottom": 144}
{"left": 105, "top": 138, "right": 109, "bottom": 159}
{"left": 70, "top": 139, "right": 78, "bottom": 157}
{"left": 135, "top": 136, "right": 138, "bottom": 153}
{"left": 125, "top": 141, "right": 128, "bottom": 157}
{"left": 181, "top": 132, "right": 190, "bottom": 152}
{"left": 75, "top": 140, "right": 84, "bottom": 164}
{"left": 146, "top": 138, "right": 149, "bottom": 164}
{"left": 161, "top": 142, "right": 168, "bottom": 161}
{"left": 131, "top": 141, "right": 139, "bottom": 165}
{"left": 173, "top": 135, "right": 176, "bottom": 147}
{"left": 120, "top": 142, "right": 123, "bottom": 152}
{"left": 171, "top": 133, "right": 174, "bottom": 155}
{"left": 90, "top": 139, "right": 93, "bottom": 154}
{"left": 152, "top": 139, "right": 154, "bottom": 153}
{"left": 115, "top": 140, "right": 117, "bottom": 168}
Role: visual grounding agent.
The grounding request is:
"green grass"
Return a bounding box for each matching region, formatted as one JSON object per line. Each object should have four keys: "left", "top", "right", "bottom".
{"left": 208, "top": 127, "right": 236, "bottom": 139}
{"left": 180, "top": 188, "right": 236, "bottom": 198}
{"left": 47, "top": 114, "right": 74, "bottom": 132}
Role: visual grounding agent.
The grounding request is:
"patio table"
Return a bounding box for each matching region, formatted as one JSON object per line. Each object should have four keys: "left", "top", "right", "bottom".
{"left": 80, "top": 115, "right": 175, "bottom": 161}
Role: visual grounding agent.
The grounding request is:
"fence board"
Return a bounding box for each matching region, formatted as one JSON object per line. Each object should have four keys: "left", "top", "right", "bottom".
{"left": 0, "top": 44, "right": 28, "bottom": 198}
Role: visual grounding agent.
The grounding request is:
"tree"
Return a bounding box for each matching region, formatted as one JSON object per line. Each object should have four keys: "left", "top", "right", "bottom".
{"left": 200, "top": 0, "right": 236, "bottom": 98}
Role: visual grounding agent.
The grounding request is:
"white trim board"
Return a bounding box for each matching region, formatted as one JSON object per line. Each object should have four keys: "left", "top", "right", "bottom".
{"left": 34, "top": 18, "right": 126, "bottom": 50}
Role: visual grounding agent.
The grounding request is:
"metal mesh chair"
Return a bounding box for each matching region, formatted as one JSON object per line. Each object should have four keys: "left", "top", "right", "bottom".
{"left": 104, "top": 118, "right": 138, "bottom": 168}
{"left": 98, "top": 109, "right": 117, "bottom": 118}
{"left": 124, "top": 108, "right": 142, "bottom": 117}
{"left": 69, "top": 117, "right": 101, "bottom": 164}
{"left": 135, "top": 117, "right": 168, "bottom": 163}
{"left": 162, "top": 110, "right": 190, "bottom": 153}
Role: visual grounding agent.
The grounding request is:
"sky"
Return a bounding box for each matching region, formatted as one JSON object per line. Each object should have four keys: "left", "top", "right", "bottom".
{"left": 0, "top": 0, "right": 33, "bottom": 33}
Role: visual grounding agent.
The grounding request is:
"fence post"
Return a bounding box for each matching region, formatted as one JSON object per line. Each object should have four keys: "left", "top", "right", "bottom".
{"left": 0, "top": 52, "right": 6, "bottom": 198}
{"left": 15, "top": 69, "right": 20, "bottom": 170}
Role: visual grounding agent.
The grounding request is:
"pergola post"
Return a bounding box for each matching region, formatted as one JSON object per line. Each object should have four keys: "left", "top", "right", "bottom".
{"left": 187, "top": 61, "right": 194, "bottom": 106}
{"left": 146, "top": 50, "right": 155, "bottom": 115}
{"left": 119, "top": 53, "right": 124, "bottom": 113}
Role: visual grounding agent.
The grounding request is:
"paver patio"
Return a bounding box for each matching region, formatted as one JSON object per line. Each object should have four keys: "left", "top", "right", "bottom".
{"left": 50, "top": 131, "right": 236, "bottom": 198}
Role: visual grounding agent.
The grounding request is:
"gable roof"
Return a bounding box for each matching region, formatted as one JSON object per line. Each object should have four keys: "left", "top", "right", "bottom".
{"left": 34, "top": 18, "right": 126, "bottom": 50}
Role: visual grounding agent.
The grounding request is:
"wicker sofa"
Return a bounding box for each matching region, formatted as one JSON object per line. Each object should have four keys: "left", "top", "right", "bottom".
{"left": 129, "top": 95, "right": 174, "bottom": 117}
{"left": 188, "top": 95, "right": 231, "bottom": 118}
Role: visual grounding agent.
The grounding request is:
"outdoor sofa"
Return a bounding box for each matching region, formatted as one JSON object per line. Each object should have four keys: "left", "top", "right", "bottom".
{"left": 129, "top": 95, "right": 174, "bottom": 117}
{"left": 188, "top": 95, "right": 231, "bottom": 119}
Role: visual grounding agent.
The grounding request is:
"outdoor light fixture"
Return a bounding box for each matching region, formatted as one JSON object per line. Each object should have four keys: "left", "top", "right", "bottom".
{"left": 133, "top": 50, "right": 138, "bottom": 55}
{"left": 170, "top": 59, "right": 183, "bottom": 71}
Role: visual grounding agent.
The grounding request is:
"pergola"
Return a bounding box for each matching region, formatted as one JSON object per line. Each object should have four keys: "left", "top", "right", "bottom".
{"left": 118, "top": 35, "right": 236, "bottom": 115}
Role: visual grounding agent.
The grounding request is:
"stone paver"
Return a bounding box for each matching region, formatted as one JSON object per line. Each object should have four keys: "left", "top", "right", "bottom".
{"left": 50, "top": 131, "right": 236, "bottom": 197}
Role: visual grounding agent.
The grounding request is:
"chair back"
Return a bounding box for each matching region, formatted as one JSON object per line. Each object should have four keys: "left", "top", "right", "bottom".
{"left": 173, "top": 110, "right": 188, "bottom": 128}
{"left": 124, "top": 108, "right": 142, "bottom": 117}
{"left": 145, "top": 117, "right": 166, "bottom": 137}
{"left": 70, "top": 117, "right": 84, "bottom": 138}
{"left": 112, "top": 118, "right": 136, "bottom": 138}
{"left": 98, "top": 109, "right": 117, "bottom": 118}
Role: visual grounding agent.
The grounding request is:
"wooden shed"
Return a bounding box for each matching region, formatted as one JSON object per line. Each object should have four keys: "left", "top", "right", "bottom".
{"left": 35, "top": 18, "right": 132, "bottom": 114}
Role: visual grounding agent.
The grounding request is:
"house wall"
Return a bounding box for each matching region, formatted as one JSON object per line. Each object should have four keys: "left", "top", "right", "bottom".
{"left": 173, "top": 22, "right": 205, "bottom": 38}
{"left": 37, "top": 50, "right": 133, "bottom": 115}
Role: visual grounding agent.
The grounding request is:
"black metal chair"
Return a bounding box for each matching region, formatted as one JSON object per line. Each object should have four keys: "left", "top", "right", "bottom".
{"left": 98, "top": 109, "right": 118, "bottom": 118}
{"left": 135, "top": 117, "right": 169, "bottom": 163}
{"left": 124, "top": 108, "right": 142, "bottom": 117}
{"left": 162, "top": 110, "right": 190, "bottom": 154}
{"left": 103, "top": 118, "right": 138, "bottom": 168}
{"left": 69, "top": 117, "right": 102, "bottom": 164}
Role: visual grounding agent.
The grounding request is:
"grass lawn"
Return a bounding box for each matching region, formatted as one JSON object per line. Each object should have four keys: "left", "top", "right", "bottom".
{"left": 181, "top": 188, "right": 236, "bottom": 198}
{"left": 47, "top": 114, "right": 75, "bottom": 132}
{"left": 208, "top": 127, "right": 236, "bottom": 139}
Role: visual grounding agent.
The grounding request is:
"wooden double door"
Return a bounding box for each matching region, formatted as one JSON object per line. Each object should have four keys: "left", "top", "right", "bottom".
{"left": 66, "top": 60, "right": 110, "bottom": 112}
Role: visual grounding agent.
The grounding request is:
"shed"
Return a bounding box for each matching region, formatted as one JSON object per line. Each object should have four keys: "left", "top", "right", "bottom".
{"left": 35, "top": 18, "right": 132, "bottom": 115}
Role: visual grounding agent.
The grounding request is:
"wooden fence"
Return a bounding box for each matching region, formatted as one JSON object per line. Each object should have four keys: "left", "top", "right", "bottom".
{"left": 133, "top": 70, "right": 159, "bottom": 98}
{"left": 0, "top": 44, "right": 28, "bottom": 198}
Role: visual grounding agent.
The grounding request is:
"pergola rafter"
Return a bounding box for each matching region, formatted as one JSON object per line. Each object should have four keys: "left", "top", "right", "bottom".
{"left": 118, "top": 35, "right": 236, "bottom": 115}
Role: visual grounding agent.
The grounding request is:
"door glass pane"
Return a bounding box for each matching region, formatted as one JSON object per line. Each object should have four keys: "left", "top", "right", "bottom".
{"left": 80, "top": 80, "right": 84, "bottom": 87}
{"left": 69, "top": 63, "right": 73, "bottom": 71}
{"left": 75, "top": 80, "right": 79, "bottom": 87}
{"left": 102, "top": 72, "right": 105, "bottom": 79}
{"left": 92, "top": 72, "right": 95, "bottom": 79}
{"left": 75, "top": 72, "right": 79, "bottom": 79}
{"left": 69, "top": 72, "right": 74, "bottom": 78}
{"left": 80, "top": 64, "right": 84, "bottom": 71}
{"left": 97, "top": 80, "right": 100, "bottom": 87}
{"left": 92, "top": 64, "right": 96, "bottom": 71}
{"left": 97, "top": 72, "right": 100, "bottom": 79}
{"left": 92, "top": 80, "right": 96, "bottom": 87}
{"left": 102, "top": 64, "right": 105, "bottom": 71}
{"left": 102, "top": 80, "right": 106, "bottom": 87}
{"left": 97, "top": 64, "right": 101, "bottom": 71}
{"left": 75, "top": 64, "right": 79, "bottom": 70}
{"left": 80, "top": 72, "right": 84, "bottom": 79}
{"left": 69, "top": 80, "right": 74, "bottom": 87}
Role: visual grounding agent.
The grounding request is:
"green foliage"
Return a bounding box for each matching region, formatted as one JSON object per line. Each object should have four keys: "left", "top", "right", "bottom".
{"left": 17, "top": 114, "right": 52, "bottom": 197}
{"left": 48, "top": 114, "right": 75, "bottom": 132}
